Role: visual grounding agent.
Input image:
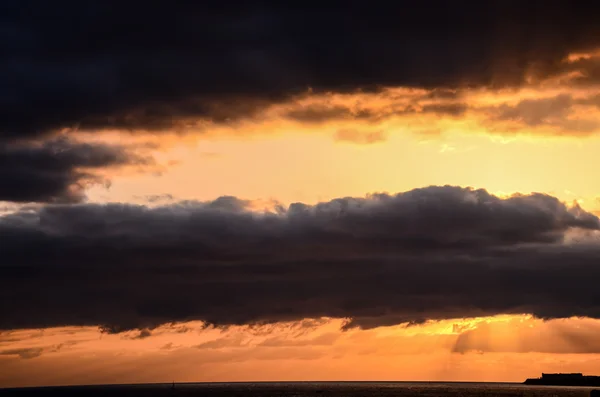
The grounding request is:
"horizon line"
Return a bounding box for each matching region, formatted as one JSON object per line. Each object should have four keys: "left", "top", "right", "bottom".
{"left": 0, "top": 380, "right": 534, "bottom": 391}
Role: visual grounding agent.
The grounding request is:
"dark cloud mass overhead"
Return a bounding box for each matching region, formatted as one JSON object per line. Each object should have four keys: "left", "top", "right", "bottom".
{"left": 1, "top": 1, "right": 600, "bottom": 138}
{"left": 1, "top": 186, "right": 600, "bottom": 332}
{"left": 3, "top": 2, "right": 600, "bottom": 203}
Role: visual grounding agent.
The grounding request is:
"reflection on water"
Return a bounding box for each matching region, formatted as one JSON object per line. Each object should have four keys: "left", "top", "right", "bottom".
{"left": 1, "top": 382, "right": 596, "bottom": 397}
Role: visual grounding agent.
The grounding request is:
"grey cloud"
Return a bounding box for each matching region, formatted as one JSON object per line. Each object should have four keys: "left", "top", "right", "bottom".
{"left": 1, "top": 186, "right": 600, "bottom": 332}
{"left": 0, "top": 138, "right": 152, "bottom": 203}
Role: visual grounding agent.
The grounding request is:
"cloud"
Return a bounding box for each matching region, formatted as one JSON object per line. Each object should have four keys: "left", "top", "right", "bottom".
{"left": 1, "top": 2, "right": 600, "bottom": 140}
{"left": 498, "top": 94, "right": 576, "bottom": 126}
{"left": 484, "top": 94, "right": 596, "bottom": 132}
{"left": 284, "top": 105, "right": 376, "bottom": 124}
{"left": 281, "top": 100, "right": 469, "bottom": 127}
{"left": 334, "top": 129, "right": 387, "bottom": 144}
{"left": 50, "top": 341, "right": 79, "bottom": 352}
{"left": 0, "top": 138, "right": 153, "bottom": 203}
{"left": 129, "top": 329, "right": 152, "bottom": 340}
{"left": 196, "top": 335, "right": 250, "bottom": 350}
{"left": 1, "top": 186, "right": 600, "bottom": 332}
{"left": 258, "top": 333, "right": 339, "bottom": 348}
{"left": 249, "top": 88, "right": 600, "bottom": 137}
{"left": 160, "top": 343, "right": 175, "bottom": 350}
{"left": 421, "top": 103, "right": 468, "bottom": 117}
{"left": 141, "top": 194, "right": 176, "bottom": 204}
{"left": 544, "top": 50, "right": 600, "bottom": 86}
{"left": 0, "top": 348, "right": 43, "bottom": 360}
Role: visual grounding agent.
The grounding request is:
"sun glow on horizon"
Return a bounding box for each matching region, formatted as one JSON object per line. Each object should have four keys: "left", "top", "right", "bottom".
{"left": 3, "top": 315, "right": 600, "bottom": 387}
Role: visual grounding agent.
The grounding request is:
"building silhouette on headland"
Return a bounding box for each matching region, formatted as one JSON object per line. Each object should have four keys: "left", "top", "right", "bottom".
{"left": 524, "top": 373, "right": 600, "bottom": 386}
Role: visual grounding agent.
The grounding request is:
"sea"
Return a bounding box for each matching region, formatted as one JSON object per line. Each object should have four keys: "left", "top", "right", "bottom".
{"left": 1, "top": 382, "right": 597, "bottom": 397}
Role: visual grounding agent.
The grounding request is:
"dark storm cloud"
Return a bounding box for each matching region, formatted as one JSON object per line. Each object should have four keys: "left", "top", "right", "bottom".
{"left": 1, "top": 1, "right": 600, "bottom": 139}
{"left": 1, "top": 186, "right": 600, "bottom": 332}
{"left": 0, "top": 138, "right": 152, "bottom": 203}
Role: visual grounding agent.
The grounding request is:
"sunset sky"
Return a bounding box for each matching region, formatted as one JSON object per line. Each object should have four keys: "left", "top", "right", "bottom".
{"left": 5, "top": 1, "right": 600, "bottom": 388}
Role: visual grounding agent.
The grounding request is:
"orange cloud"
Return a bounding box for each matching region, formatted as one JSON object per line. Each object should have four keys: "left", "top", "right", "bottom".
{"left": 334, "top": 129, "right": 387, "bottom": 144}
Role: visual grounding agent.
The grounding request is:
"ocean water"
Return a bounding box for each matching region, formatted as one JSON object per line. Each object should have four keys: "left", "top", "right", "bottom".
{"left": 1, "top": 382, "right": 597, "bottom": 397}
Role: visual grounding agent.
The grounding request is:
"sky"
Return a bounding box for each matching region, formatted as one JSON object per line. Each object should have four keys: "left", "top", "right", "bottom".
{"left": 4, "top": 0, "right": 600, "bottom": 387}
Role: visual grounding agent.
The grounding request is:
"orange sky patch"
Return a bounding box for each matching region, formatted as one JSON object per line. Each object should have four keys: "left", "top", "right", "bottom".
{"left": 4, "top": 316, "right": 600, "bottom": 387}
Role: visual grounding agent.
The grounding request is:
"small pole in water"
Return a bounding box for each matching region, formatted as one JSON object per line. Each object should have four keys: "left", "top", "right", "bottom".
{"left": 172, "top": 381, "right": 175, "bottom": 390}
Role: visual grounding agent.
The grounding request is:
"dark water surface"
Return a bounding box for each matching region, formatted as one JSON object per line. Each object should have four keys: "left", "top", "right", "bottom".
{"left": 1, "top": 382, "right": 597, "bottom": 397}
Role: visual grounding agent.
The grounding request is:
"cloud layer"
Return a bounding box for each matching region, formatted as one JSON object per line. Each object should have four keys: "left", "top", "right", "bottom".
{"left": 2, "top": 1, "right": 600, "bottom": 139}
{"left": 1, "top": 186, "right": 600, "bottom": 332}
